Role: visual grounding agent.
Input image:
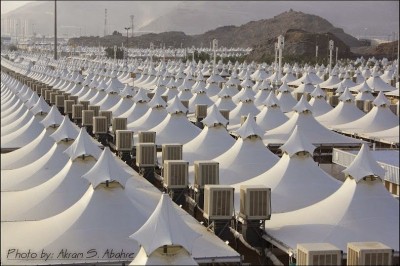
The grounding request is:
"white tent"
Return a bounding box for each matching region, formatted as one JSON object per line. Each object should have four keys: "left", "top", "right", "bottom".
{"left": 147, "top": 96, "right": 201, "bottom": 145}
{"left": 366, "top": 71, "right": 396, "bottom": 92}
{"left": 183, "top": 105, "right": 234, "bottom": 165}
{"left": 210, "top": 115, "right": 278, "bottom": 185}
{"left": 119, "top": 89, "right": 151, "bottom": 123}
{"left": 276, "top": 81, "right": 297, "bottom": 113}
{"left": 233, "top": 126, "right": 341, "bottom": 213}
{"left": 255, "top": 92, "right": 289, "bottom": 131}
{"left": 316, "top": 88, "right": 365, "bottom": 127}
{"left": 360, "top": 125, "right": 399, "bottom": 145}
{"left": 264, "top": 96, "right": 363, "bottom": 146}
{"left": 333, "top": 92, "right": 398, "bottom": 134}
{"left": 264, "top": 145, "right": 399, "bottom": 253}
{"left": 308, "top": 85, "right": 333, "bottom": 116}
{"left": 130, "top": 194, "right": 200, "bottom": 265}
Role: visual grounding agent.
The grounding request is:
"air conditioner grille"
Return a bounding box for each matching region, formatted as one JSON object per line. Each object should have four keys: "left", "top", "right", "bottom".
{"left": 93, "top": 116, "right": 108, "bottom": 134}
{"left": 195, "top": 104, "right": 208, "bottom": 119}
{"left": 82, "top": 110, "right": 94, "bottom": 125}
{"left": 99, "top": 110, "right": 112, "bottom": 126}
{"left": 138, "top": 131, "right": 156, "bottom": 143}
{"left": 164, "top": 160, "right": 188, "bottom": 188}
{"left": 137, "top": 144, "right": 156, "bottom": 167}
{"left": 72, "top": 104, "right": 83, "bottom": 119}
{"left": 64, "top": 100, "right": 75, "bottom": 114}
{"left": 55, "top": 95, "right": 65, "bottom": 107}
{"left": 116, "top": 130, "right": 133, "bottom": 151}
{"left": 162, "top": 144, "right": 182, "bottom": 164}
{"left": 88, "top": 105, "right": 100, "bottom": 116}
{"left": 112, "top": 117, "right": 127, "bottom": 133}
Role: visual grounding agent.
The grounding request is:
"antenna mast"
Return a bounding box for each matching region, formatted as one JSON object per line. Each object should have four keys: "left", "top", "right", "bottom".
{"left": 104, "top": 8, "right": 108, "bottom": 37}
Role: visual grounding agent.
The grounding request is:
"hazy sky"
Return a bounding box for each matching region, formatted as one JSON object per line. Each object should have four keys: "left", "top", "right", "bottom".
{"left": 1, "top": 1, "right": 31, "bottom": 14}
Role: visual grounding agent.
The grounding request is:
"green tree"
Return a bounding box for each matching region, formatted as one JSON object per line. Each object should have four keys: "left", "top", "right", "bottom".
{"left": 104, "top": 46, "right": 124, "bottom": 59}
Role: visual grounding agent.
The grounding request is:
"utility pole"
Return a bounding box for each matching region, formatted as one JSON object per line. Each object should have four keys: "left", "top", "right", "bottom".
{"left": 124, "top": 27, "right": 130, "bottom": 59}
{"left": 328, "top": 40, "right": 334, "bottom": 74}
{"left": 274, "top": 42, "right": 278, "bottom": 68}
{"left": 277, "top": 35, "right": 284, "bottom": 85}
{"left": 335, "top": 46, "right": 339, "bottom": 64}
{"left": 54, "top": 0, "right": 57, "bottom": 60}
{"left": 213, "top": 39, "right": 218, "bottom": 74}
{"left": 130, "top": 15, "right": 134, "bottom": 37}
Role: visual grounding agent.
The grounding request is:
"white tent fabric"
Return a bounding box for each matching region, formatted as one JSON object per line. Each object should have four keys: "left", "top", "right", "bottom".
{"left": 40, "top": 105, "right": 64, "bottom": 128}
{"left": 308, "top": 97, "right": 333, "bottom": 117}
{"left": 210, "top": 117, "right": 278, "bottom": 185}
{"left": 131, "top": 246, "right": 198, "bottom": 265}
{"left": 263, "top": 97, "right": 363, "bottom": 146}
{"left": 333, "top": 94, "right": 398, "bottom": 134}
{"left": 233, "top": 126, "right": 341, "bottom": 213}
{"left": 130, "top": 194, "right": 201, "bottom": 256}
{"left": 264, "top": 146, "right": 399, "bottom": 253}
{"left": 1, "top": 129, "right": 54, "bottom": 170}
{"left": 360, "top": 125, "right": 399, "bottom": 145}
{"left": 316, "top": 88, "right": 365, "bottom": 127}
{"left": 255, "top": 94, "right": 289, "bottom": 131}
{"left": 366, "top": 73, "right": 396, "bottom": 92}
{"left": 64, "top": 128, "right": 102, "bottom": 161}
{"left": 276, "top": 81, "right": 297, "bottom": 113}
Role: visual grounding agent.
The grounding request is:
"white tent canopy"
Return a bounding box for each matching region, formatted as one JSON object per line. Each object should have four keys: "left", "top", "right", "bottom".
{"left": 264, "top": 145, "right": 399, "bottom": 253}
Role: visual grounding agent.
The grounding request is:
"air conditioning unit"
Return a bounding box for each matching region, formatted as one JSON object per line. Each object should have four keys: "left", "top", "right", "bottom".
{"left": 203, "top": 185, "right": 234, "bottom": 220}
{"left": 68, "top": 95, "right": 78, "bottom": 104}
{"left": 297, "top": 243, "right": 342, "bottom": 266}
{"left": 116, "top": 130, "right": 133, "bottom": 151}
{"left": 112, "top": 117, "right": 127, "bottom": 133}
{"left": 138, "top": 131, "right": 156, "bottom": 143}
{"left": 64, "top": 100, "right": 75, "bottom": 114}
{"left": 72, "top": 104, "right": 84, "bottom": 119}
{"left": 99, "top": 110, "right": 112, "bottom": 126}
{"left": 347, "top": 242, "right": 392, "bottom": 266}
{"left": 162, "top": 144, "right": 182, "bottom": 164}
{"left": 239, "top": 185, "right": 271, "bottom": 220}
{"left": 93, "top": 116, "right": 108, "bottom": 134}
{"left": 219, "top": 109, "right": 230, "bottom": 121}
{"left": 82, "top": 110, "right": 94, "bottom": 126}
{"left": 240, "top": 115, "right": 256, "bottom": 125}
{"left": 355, "top": 100, "right": 364, "bottom": 111}
{"left": 194, "top": 161, "right": 219, "bottom": 189}
{"left": 363, "top": 100, "right": 373, "bottom": 113}
{"left": 41, "top": 87, "right": 48, "bottom": 97}
{"left": 79, "top": 100, "right": 90, "bottom": 110}
{"left": 44, "top": 89, "right": 53, "bottom": 101}
{"left": 50, "top": 92, "right": 59, "bottom": 104}
{"left": 62, "top": 92, "right": 70, "bottom": 100}
{"left": 55, "top": 95, "right": 65, "bottom": 107}
{"left": 195, "top": 104, "right": 208, "bottom": 119}
{"left": 328, "top": 95, "right": 339, "bottom": 107}
{"left": 88, "top": 105, "right": 100, "bottom": 116}
{"left": 163, "top": 160, "right": 188, "bottom": 189}
{"left": 136, "top": 143, "right": 156, "bottom": 167}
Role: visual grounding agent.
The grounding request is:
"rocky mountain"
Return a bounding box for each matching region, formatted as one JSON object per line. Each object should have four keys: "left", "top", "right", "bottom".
{"left": 245, "top": 29, "right": 353, "bottom": 63}
{"left": 3, "top": 1, "right": 398, "bottom": 41}
{"left": 351, "top": 41, "right": 399, "bottom": 60}
{"left": 69, "top": 10, "right": 361, "bottom": 50}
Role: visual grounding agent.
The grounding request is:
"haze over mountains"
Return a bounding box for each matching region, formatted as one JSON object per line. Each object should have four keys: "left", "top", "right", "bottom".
{"left": 2, "top": 1, "right": 399, "bottom": 39}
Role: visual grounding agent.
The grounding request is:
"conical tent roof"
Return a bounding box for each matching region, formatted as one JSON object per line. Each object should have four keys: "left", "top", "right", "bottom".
{"left": 64, "top": 128, "right": 102, "bottom": 160}
{"left": 131, "top": 246, "right": 198, "bottom": 265}
{"left": 233, "top": 126, "right": 340, "bottom": 213}
{"left": 50, "top": 115, "right": 80, "bottom": 142}
{"left": 166, "top": 96, "right": 188, "bottom": 114}
{"left": 40, "top": 105, "right": 64, "bottom": 128}
{"left": 235, "top": 114, "right": 265, "bottom": 139}
{"left": 264, "top": 146, "right": 399, "bottom": 252}
{"left": 82, "top": 147, "right": 131, "bottom": 189}
{"left": 130, "top": 194, "right": 201, "bottom": 256}
{"left": 279, "top": 125, "right": 316, "bottom": 157}
{"left": 203, "top": 104, "right": 229, "bottom": 127}
{"left": 343, "top": 144, "right": 385, "bottom": 182}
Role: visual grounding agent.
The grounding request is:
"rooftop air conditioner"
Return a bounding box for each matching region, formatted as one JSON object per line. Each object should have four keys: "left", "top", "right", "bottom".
{"left": 79, "top": 100, "right": 90, "bottom": 110}
{"left": 297, "top": 243, "right": 342, "bottom": 266}
{"left": 55, "top": 95, "right": 65, "bottom": 107}
{"left": 194, "top": 161, "right": 219, "bottom": 189}
{"left": 116, "top": 130, "right": 133, "bottom": 151}
{"left": 347, "top": 242, "right": 392, "bottom": 266}
{"left": 355, "top": 100, "right": 364, "bottom": 111}
{"left": 203, "top": 185, "right": 234, "bottom": 220}
{"left": 195, "top": 104, "right": 208, "bottom": 119}
{"left": 62, "top": 92, "right": 70, "bottom": 100}
{"left": 163, "top": 160, "right": 188, "bottom": 189}
{"left": 64, "top": 100, "right": 75, "bottom": 114}
{"left": 93, "top": 116, "right": 108, "bottom": 134}
{"left": 68, "top": 95, "right": 78, "bottom": 104}
{"left": 112, "top": 117, "right": 127, "bottom": 133}
{"left": 136, "top": 143, "right": 156, "bottom": 167}
{"left": 50, "top": 91, "right": 59, "bottom": 104}
{"left": 88, "top": 105, "right": 100, "bottom": 116}
{"left": 239, "top": 185, "right": 271, "bottom": 220}
{"left": 363, "top": 100, "right": 373, "bottom": 113}
{"left": 99, "top": 110, "right": 112, "bottom": 126}
{"left": 44, "top": 89, "right": 52, "bottom": 101}
{"left": 162, "top": 144, "right": 182, "bottom": 164}
{"left": 82, "top": 110, "right": 94, "bottom": 126}
{"left": 328, "top": 95, "right": 339, "bottom": 107}
{"left": 72, "top": 104, "right": 83, "bottom": 119}
{"left": 138, "top": 131, "right": 156, "bottom": 143}
{"left": 219, "top": 109, "right": 230, "bottom": 121}
{"left": 240, "top": 115, "right": 256, "bottom": 125}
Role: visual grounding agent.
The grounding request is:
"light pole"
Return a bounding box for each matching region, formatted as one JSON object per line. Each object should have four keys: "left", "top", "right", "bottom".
{"left": 277, "top": 35, "right": 284, "bottom": 85}
{"left": 124, "top": 27, "right": 130, "bottom": 59}
{"left": 54, "top": 0, "right": 57, "bottom": 60}
{"left": 213, "top": 39, "right": 218, "bottom": 74}
{"left": 328, "top": 40, "right": 334, "bottom": 74}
